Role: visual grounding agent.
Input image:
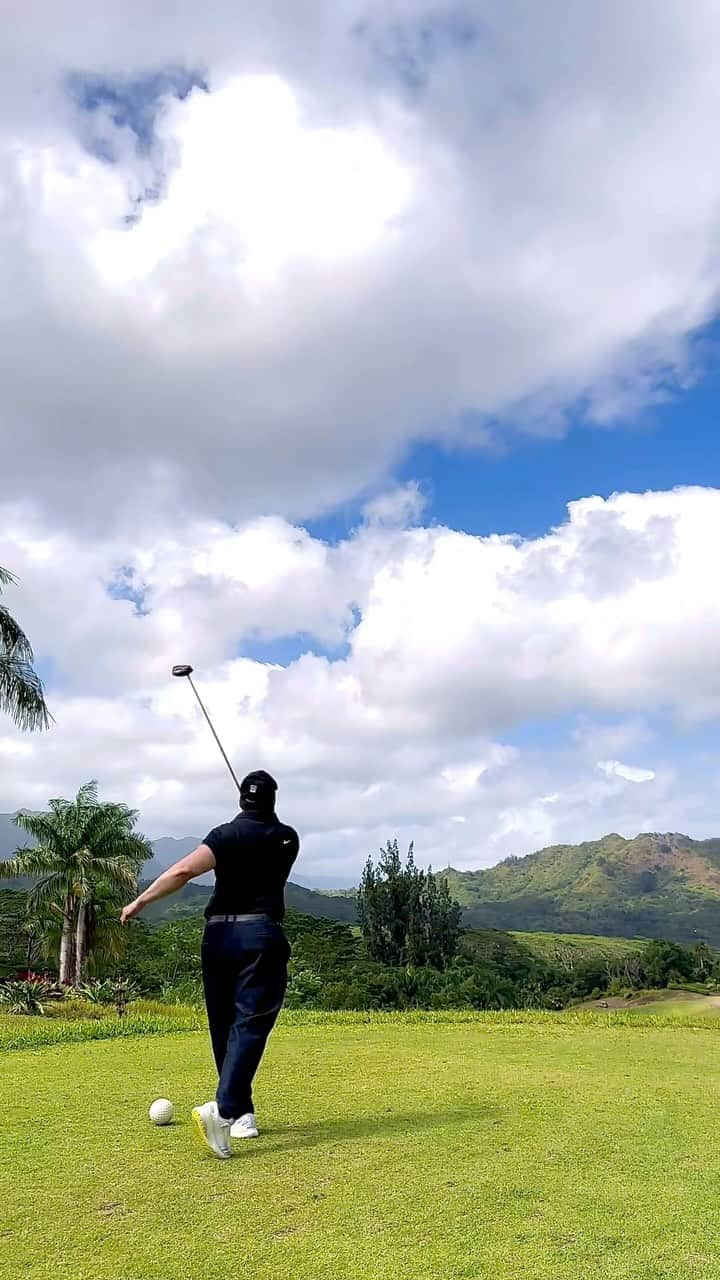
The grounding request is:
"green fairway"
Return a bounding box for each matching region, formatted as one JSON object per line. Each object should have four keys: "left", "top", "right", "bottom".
{"left": 2, "top": 1014, "right": 720, "bottom": 1280}
{"left": 577, "top": 988, "right": 720, "bottom": 1016}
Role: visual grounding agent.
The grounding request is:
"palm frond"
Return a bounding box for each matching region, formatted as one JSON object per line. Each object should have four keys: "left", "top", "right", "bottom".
{"left": 86, "top": 857, "right": 139, "bottom": 891}
{"left": 0, "top": 845, "right": 67, "bottom": 880}
{"left": 27, "top": 872, "right": 75, "bottom": 913}
{"left": 13, "top": 813, "right": 67, "bottom": 853}
{"left": 122, "top": 833, "right": 153, "bottom": 868}
{"left": 0, "top": 654, "right": 51, "bottom": 731}
{"left": 0, "top": 857, "right": 25, "bottom": 881}
{"left": 76, "top": 799, "right": 151, "bottom": 869}
{"left": 0, "top": 603, "right": 35, "bottom": 664}
{"left": 75, "top": 781, "right": 99, "bottom": 809}
{"left": 0, "top": 566, "right": 52, "bottom": 731}
{"left": 14, "top": 813, "right": 54, "bottom": 841}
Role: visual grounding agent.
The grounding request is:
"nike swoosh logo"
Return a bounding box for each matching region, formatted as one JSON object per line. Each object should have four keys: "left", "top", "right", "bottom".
{"left": 283, "top": 839, "right": 293, "bottom": 845}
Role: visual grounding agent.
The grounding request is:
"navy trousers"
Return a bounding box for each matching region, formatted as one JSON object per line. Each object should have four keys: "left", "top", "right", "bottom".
{"left": 201, "top": 917, "right": 290, "bottom": 1121}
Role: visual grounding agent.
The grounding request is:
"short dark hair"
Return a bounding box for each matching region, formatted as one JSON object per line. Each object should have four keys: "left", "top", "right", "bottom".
{"left": 239, "top": 770, "right": 278, "bottom": 813}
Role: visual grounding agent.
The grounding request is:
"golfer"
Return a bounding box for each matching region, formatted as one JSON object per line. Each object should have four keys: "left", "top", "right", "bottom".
{"left": 121, "top": 770, "right": 299, "bottom": 1159}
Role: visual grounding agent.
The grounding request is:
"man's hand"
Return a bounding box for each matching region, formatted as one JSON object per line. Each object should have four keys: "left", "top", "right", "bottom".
{"left": 120, "top": 900, "right": 143, "bottom": 926}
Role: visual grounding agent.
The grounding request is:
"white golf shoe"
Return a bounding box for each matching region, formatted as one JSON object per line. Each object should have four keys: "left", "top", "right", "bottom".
{"left": 192, "top": 1101, "right": 232, "bottom": 1159}
{"left": 231, "top": 1112, "right": 259, "bottom": 1139}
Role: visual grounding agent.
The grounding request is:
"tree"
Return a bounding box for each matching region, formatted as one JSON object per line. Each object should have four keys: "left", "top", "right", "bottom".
{"left": 0, "top": 889, "right": 30, "bottom": 978}
{"left": 358, "top": 839, "right": 462, "bottom": 970}
{"left": 690, "top": 941, "right": 717, "bottom": 983}
{"left": 639, "top": 939, "right": 695, "bottom": 988}
{"left": 0, "top": 782, "right": 151, "bottom": 984}
{"left": 0, "top": 566, "right": 50, "bottom": 731}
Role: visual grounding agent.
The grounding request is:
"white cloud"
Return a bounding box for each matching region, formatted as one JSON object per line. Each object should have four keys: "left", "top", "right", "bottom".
{"left": 362, "top": 482, "right": 427, "bottom": 529}
{"left": 0, "top": 739, "right": 32, "bottom": 760}
{"left": 2, "top": 486, "right": 720, "bottom": 881}
{"left": 92, "top": 77, "right": 413, "bottom": 288}
{"left": 597, "top": 760, "right": 656, "bottom": 785}
{"left": 4, "top": 5, "right": 720, "bottom": 524}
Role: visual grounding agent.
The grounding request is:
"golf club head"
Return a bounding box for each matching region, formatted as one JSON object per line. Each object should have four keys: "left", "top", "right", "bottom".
{"left": 171, "top": 664, "right": 194, "bottom": 678}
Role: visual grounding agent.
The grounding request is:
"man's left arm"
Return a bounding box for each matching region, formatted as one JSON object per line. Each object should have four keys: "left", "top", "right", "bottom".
{"left": 284, "top": 827, "right": 300, "bottom": 867}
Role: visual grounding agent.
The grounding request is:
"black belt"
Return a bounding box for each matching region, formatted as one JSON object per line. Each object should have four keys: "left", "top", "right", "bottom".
{"left": 206, "top": 913, "right": 272, "bottom": 924}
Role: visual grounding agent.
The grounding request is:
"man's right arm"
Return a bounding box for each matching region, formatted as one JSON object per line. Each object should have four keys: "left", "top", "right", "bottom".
{"left": 120, "top": 844, "right": 216, "bottom": 923}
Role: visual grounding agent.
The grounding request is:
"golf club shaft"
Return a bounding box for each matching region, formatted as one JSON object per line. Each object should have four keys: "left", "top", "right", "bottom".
{"left": 186, "top": 674, "right": 242, "bottom": 794}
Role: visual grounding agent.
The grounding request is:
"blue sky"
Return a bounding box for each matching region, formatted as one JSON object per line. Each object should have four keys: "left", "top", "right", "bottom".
{"left": 310, "top": 353, "right": 720, "bottom": 546}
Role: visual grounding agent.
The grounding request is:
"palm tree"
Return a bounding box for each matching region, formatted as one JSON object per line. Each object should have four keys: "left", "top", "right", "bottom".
{"left": 0, "top": 782, "right": 151, "bottom": 984}
{"left": 69, "top": 799, "right": 151, "bottom": 983}
{"left": 0, "top": 566, "right": 50, "bottom": 731}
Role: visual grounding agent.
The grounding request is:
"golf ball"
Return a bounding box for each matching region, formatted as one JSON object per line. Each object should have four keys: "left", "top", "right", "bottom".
{"left": 149, "top": 1098, "right": 174, "bottom": 1126}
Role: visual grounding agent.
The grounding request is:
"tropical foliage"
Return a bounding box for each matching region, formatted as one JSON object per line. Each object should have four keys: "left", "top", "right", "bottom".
{"left": 0, "top": 782, "right": 150, "bottom": 984}
{"left": 0, "top": 975, "right": 64, "bottom": 1015}
{"left": 0, "top": 565, "right": 50, "bottom": 732}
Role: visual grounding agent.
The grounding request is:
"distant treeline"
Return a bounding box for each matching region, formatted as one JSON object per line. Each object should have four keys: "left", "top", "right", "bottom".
{"left": 4, "top": 888, "right": 716, "bottom": 1012}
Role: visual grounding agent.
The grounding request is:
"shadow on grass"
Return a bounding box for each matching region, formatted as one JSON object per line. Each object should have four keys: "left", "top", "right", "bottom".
{"left": 237, "top": 1103, "right": 499, "bottom": 1157}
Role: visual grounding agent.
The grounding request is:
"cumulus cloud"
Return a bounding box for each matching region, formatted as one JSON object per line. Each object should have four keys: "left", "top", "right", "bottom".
{"left": 362, "top": 482, "right": 427, "bottom": 529}
{"left": 2, "top": 487, "right": 720, "bottom": 881}
{"left": 4, "top": 4, "right": 720, "bottom": 524}
{"left": 597, "top": 761, "right": 656, "bottom": 785}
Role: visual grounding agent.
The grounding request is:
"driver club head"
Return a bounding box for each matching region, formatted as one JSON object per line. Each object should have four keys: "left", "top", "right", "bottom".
{"left": 171, "top": 664, "right": 194, "bottom": 678}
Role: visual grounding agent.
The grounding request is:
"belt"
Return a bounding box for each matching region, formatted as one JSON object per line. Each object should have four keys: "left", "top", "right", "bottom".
{"left": 206, "top": 913, "right": 272, "bottom": 924}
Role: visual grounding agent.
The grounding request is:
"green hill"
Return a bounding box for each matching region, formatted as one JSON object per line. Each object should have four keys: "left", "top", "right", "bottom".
{"left": 6, "top": 811, "right": 720, "bottom": 941}
{"left": 142, "top": 878, "right": 358, "bottom": 924}
{"left": 0, "top": 813, "right": 357, "bottom": 925}
{"left": 443, "top": 832, "right": 720, "bottom": 943}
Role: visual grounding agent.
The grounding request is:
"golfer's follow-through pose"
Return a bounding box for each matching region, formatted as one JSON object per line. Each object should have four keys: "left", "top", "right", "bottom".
{"left": 120, "top": 770, "right": 299, "bottom": 1159}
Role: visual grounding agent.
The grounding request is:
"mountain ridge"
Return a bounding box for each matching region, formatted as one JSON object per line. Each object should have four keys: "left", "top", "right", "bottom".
{"left": 441, "top": 832, "right": 720, "bottom": 943}
{"left": 3, "top": 813, "right": 720, "bottom": 941}
{"left": 0, "top": 813, "right": 356, "bottom": 923}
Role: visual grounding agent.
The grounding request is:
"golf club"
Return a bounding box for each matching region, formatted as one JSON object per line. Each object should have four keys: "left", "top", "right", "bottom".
{"left": 171, "top": 664, "right": 242, "bottom": 794}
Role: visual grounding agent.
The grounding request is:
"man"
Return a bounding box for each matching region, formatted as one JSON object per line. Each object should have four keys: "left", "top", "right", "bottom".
{"left": 121, "top": 770, "right": 299, "bottom": 1159}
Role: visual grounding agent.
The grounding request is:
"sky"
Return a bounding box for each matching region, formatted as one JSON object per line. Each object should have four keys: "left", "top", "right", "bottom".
{"left": 2, "top": 1, "right": 720, "bottom": 886}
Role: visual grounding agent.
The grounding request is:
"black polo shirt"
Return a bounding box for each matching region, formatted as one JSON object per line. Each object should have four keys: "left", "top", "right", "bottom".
{"left": 202, "top": 811, "right": 299, "bottom": 922}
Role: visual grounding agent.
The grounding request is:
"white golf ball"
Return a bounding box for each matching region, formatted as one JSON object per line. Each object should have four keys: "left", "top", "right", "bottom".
{"left": 149, "top": 1098, "right": 174, "bottom": 1126}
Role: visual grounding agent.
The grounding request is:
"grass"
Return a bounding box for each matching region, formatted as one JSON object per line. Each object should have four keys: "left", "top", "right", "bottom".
{"left": 576, "top": 988, "right": 720, "bottom": 1017}
{"left": 3, "top": 1013, "right": 720, "bottom": 1278}
{"left": 4, "top": 1001, "right": 720, "bottom": 1053}
{"left": 0, "top": 1003, "right": 203, "bottom": 1051}
{"left": 510, "top": 929, "right": 646, "bottom": 961}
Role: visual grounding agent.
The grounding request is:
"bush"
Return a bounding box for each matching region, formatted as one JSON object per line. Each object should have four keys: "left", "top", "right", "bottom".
{"left": 285, "top": 966, "right": 324, "bottom": 1009}
{"left": 159, "top": 979, "right": 204, "bottom": 1006}
{"left": 77, "top": 978, "right": 139, "bottom": 1005}
{"left": 0, "top": 977, "right": 65, "bottom": 1016}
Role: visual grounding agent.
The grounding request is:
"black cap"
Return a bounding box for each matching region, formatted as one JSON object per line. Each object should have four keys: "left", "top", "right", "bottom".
{"left": 240, "top": 770, "right": 278, "bottom": 811}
